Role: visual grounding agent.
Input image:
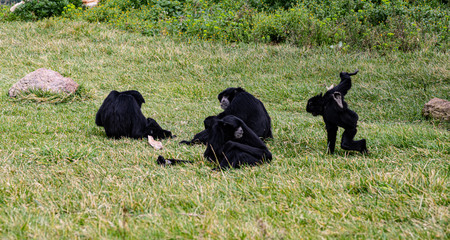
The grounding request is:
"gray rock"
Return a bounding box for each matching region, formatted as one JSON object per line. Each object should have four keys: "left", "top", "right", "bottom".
{"left": 9, "top": 68, "right": 79, "bottom": 97}
{"left": 422, "top": 98, "right": 450, "bottom": 121}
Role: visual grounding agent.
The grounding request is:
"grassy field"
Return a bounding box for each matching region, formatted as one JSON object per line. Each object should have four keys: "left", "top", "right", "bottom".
{"left": 0, "top": 20, "right": 448, "bottom": 239}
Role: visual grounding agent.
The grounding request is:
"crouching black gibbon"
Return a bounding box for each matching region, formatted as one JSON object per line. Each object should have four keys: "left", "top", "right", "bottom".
{"left": 160, "top": 115, "right": 271, "bottom": 169}
{"left": 204, "top": 115, "right": 272, "bottom": 169}
{"left": 95, "top": 90, "right": 173, "bottom": 139}
{"left": 306, "top": 70, "right": 368, "bottom": 154}
{"left": 180, "top": 87, "right": 272, "bottom": 145}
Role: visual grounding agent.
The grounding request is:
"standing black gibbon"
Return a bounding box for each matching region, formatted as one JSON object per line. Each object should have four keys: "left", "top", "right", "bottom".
{"left": 306, "top": 70, "right": 368, "bottom": 154}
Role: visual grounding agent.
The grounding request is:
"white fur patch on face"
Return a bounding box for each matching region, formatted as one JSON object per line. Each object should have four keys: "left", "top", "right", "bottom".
{"left": 234, "top": 126, "right": 243, "bottom": 139}
{"left": 220, "top": 96, "right": 230, "bottom": 110}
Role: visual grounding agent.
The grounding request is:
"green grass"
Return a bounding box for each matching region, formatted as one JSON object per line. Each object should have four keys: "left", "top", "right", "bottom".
{"left": 0, "top": 20, "right": 448, "bottom": 239}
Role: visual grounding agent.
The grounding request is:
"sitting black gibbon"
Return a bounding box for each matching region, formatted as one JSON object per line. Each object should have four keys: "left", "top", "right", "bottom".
{"left": 180, "top": 87, "right": 272, "bottom": 145}
{"left": 204, "top": 115, "right": 272, "bottom": 169}
{"left": 306, "top": 70, "right": 368, "bottom": 154}
{"left": 95, "top": 90, "right": 172, "bottom": 139}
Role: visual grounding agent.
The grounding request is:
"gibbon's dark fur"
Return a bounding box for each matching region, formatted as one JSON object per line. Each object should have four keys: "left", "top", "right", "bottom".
{"left": 306, "top": 70, "right": 368, "bottom": 154}
{"left": 156, "top": 155, "right": 193, "bottom": 166}
{"left": 179, "top": 116, "right": 216, "bottom": 145}
{"left": 180, "top": 87, "right": 272, "bottom": 145}
{"left": 204, "top": 115, "right": 272, "bottom": 169}
{"left": 95, "top": 90, "right": 172, "bottom": 139}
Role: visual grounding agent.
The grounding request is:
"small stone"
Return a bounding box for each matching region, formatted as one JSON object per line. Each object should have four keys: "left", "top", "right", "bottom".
{"left": 422, "top": 98, "right": 450, "bottom": 121}
{"left": 9, "top": 68, "right": 79, "bottom": 97}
